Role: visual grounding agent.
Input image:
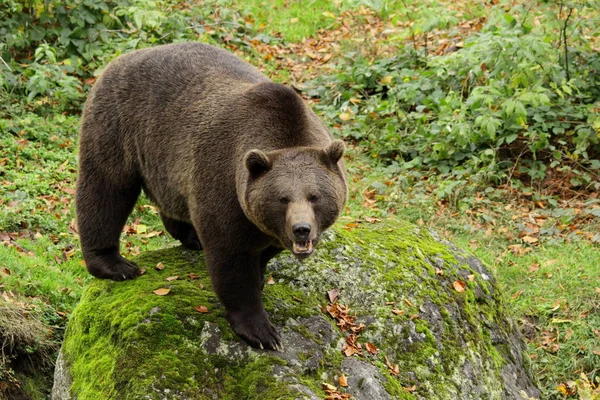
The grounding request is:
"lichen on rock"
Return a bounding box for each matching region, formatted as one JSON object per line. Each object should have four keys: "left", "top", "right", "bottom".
{"left": 53, "top": 221, "right": 540, "bottom": 399}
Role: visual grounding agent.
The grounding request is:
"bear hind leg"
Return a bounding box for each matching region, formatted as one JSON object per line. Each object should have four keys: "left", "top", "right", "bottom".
{"left": 76, "top": 166, "right": 141, "bottom": 281}
{"left": 160, "top": 213, "right": 202, "bottom": 250}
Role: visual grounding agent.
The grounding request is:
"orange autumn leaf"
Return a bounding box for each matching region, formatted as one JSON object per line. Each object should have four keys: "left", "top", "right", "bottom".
{"left": 366, "top": 342, "right": 378, "bottom": 355}
{"left": 453, "top": 280, "right": 466, "bottom": 293}
{"left": 153, "top": 288, "right": 170, "bottom": 296}
{"left": 338, "top": 374, "right": 348, "bottom": 387}
{"left": 194, "top": 305, "right": 209, "bottom": 313}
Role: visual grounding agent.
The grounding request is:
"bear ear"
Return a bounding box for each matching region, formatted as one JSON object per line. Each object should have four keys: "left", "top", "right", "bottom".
{"left": 324, "top": 140, "right": 345, "bottom": 165}
{"left": 245, "top": 149, "right": 272, "bottom": 177}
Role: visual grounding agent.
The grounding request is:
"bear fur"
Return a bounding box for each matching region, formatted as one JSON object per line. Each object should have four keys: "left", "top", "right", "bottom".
{"left": 76, "top": 42, "right": 347, "bottom": 349}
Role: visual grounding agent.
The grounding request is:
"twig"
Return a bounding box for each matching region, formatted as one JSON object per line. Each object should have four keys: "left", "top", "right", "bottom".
{"left": 0, "top": 56, "right": 12, "bottom": 72}
{"left": 519, "top": 3, "right": 535, "bottom": 29}
{"left": 506, "top": 146, "right": 528, "bottom": 190}
{"left": 562, "top": 7, "right": 574, "bottom": 81}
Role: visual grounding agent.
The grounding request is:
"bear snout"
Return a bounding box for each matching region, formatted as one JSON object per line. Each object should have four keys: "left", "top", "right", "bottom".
{"left": 292, "top": 222, "right": 311, "bottom": 241}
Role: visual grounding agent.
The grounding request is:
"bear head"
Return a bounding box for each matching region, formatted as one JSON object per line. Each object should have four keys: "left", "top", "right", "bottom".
{"left": 239, "top": 140, "right": 347, "bottom": 259}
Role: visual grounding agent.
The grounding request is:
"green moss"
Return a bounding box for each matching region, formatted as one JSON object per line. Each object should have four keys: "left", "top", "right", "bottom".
{"left": 60, "top": 221, "right": 534, "bottom": 399}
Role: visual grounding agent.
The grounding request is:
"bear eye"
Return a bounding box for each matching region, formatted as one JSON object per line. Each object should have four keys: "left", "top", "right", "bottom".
{"left": 279, "top": 197, "right": 290, "bottom": 204}
{"left": 308, "top": 194, "right": 319, "bottom": 203}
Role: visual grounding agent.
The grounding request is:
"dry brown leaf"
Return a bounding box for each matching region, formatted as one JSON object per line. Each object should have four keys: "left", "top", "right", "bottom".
{"left": 155, "top": 262, "right": 165, "bottom": 271}
{"left": 391, "top": 308, "right": 404, "bottom": 315}
{"left": 194, "top": 305, "right": 209, "bottom": 313}
{"left": 453, "top": 280, "right": 466, "bottom": 293}
{"left": 366, "top": 342, "right": 378, "bottom": 355}
{"left": 153, "top": 288, "right": 170, "bottom": 296}
{"left": 403, "top": 385, "right": 417, "bottom": 393}
{"left": 328, "top": 289, "right": 340, "bottom": 303}
{"left": 267, "top": 276, "right": 275, "bottom": 285}
{"left": 338, "top": 374, "right": 348, "bottom": 387}
{"left": 522, "top": 235, "right": 538, "bottom": 244}
{"left": 165, "top": 276, "right": 179, "bottom": 281}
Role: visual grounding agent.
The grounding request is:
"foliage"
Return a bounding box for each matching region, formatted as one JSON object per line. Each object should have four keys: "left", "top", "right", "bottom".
{"left": 309, "top": 1, "right": 600, "bottom": 187}
{"left": 0, "top": 0, "right": 263, "bottom": 114}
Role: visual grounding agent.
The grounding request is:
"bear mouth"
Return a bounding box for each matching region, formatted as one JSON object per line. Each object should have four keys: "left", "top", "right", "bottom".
{"left": 292, "top": 240, "right": 313, "bottom": 257}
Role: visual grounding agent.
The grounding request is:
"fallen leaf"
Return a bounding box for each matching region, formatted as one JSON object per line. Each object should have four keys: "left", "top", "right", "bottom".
{"left": 435, "top": 268, "right": 443, "bottom": 276}
{"left": 403, "top": 385, "right": 417, "bottom": 393}
{"left": 187, "top": 273, "right": 200, "bottom": 280}
{"left": 153, "top": 288, "right": 170, "bottom": 296}
{"left": 453, "top": 280, "right": 466, "bottom": 293}
{"left": 366, "top": 342, "right": 378, "bottom": 355}
{"left": 138, "top": 268, "right": 147, "bottom": 276}
{"left": 155, "top": 262, "right": 165, "bottom": 271}
{"left": 529, "top": 263, "right": 540, "bottom": 273}
{"left": 267, "top": 276, "right": 275, "bottom": 285}
{"left": 328, "top": 288, "right": 339, "bottom": 303}
{"left": 391, "top": 308, "right": 404, "bottom": 315}
{"left": 61, "top": 187, "right": 76, "bottom": 195}
{"left": 467, "top": 274, "right": 475, "bottom": 281}
{"left": 338, "top": 374, "right": 348, "bottom": 387}
{"left": 322, "top": 383, "right": 337, "bottom": 391}
{"left": 194, "top": 305, "right": 209, "bottom": 313}
{"left": 165, "top": 276, "right": 179, "bottom": 281}
{"left": 522, "top": 235, "right": 538, "bottom": 244}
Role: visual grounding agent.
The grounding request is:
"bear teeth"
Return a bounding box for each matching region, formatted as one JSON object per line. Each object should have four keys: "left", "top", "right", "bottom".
{"left": 293, "top": 240, "right": 312, "bottom": 254}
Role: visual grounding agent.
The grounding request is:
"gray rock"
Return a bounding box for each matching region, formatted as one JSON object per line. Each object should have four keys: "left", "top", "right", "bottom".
{"left": 53, "top": 222, "right": 540, "bottom": 399}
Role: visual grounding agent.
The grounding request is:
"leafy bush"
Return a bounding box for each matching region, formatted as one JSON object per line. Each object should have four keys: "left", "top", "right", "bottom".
{"left": 310, "top": 2, "right": 600, "bottom": 187}
{"left": 0, "top": 0, "right": 261, "bottom": 114}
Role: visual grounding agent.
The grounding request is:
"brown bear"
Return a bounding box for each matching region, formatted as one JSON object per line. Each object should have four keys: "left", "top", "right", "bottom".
{"left": 76, "top": 42, "right": 347, "bottom": 350}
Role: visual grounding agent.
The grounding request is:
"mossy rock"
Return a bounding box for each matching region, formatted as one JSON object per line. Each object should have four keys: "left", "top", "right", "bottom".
{"left": 52, "top": 221, "right": 540, "bottom": 399}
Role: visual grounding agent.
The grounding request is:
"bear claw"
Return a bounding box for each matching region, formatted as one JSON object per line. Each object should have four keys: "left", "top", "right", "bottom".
{"left": 85, "top": 250, "right": 140, "bottom": 281}
{"left": 226, "top": 309, "right": 281, "bottom": 350}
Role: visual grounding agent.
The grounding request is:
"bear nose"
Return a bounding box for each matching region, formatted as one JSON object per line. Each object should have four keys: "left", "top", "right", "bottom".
{"left": 292, "top": 223, "right": 311, "bottom": 240}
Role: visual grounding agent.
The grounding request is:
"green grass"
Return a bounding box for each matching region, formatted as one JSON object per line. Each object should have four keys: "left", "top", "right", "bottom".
{"left": 226, "top": 0, "right": 342, "bottom": 42}
{"left": 451, "top": 235, "right": 600, "bottom": 397}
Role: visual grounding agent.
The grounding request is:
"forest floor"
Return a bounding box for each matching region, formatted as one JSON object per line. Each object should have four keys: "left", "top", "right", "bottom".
{"left": 1, "top": 1, "right": 599, "bottom": 399}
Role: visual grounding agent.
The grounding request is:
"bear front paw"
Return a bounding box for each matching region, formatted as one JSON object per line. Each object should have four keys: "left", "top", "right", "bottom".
{"left": 226, "top": 309, "right": 282, "bottom": 351}
{"left": 85, "top": 248, "right": 140, "bottom": 281}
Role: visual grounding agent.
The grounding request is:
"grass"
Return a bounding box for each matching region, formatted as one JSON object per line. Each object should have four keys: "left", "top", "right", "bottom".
{"left": 452, "top": 234, "right": 600, "bottom": 395}
{"left": 227, "top": 0, "right": 342, "bottom": 42}
{"left": 1, "top": 0, "right": 599, "bottom": 398}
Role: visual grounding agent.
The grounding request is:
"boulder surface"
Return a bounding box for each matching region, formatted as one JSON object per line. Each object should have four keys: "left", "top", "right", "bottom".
{"left": 53, "top": 221, "right": 540, "bottom": 399}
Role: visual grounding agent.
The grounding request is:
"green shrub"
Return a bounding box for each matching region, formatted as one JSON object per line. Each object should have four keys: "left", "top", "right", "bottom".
{"left": 309, "top": 2, "right": 600, "bottom": 186}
